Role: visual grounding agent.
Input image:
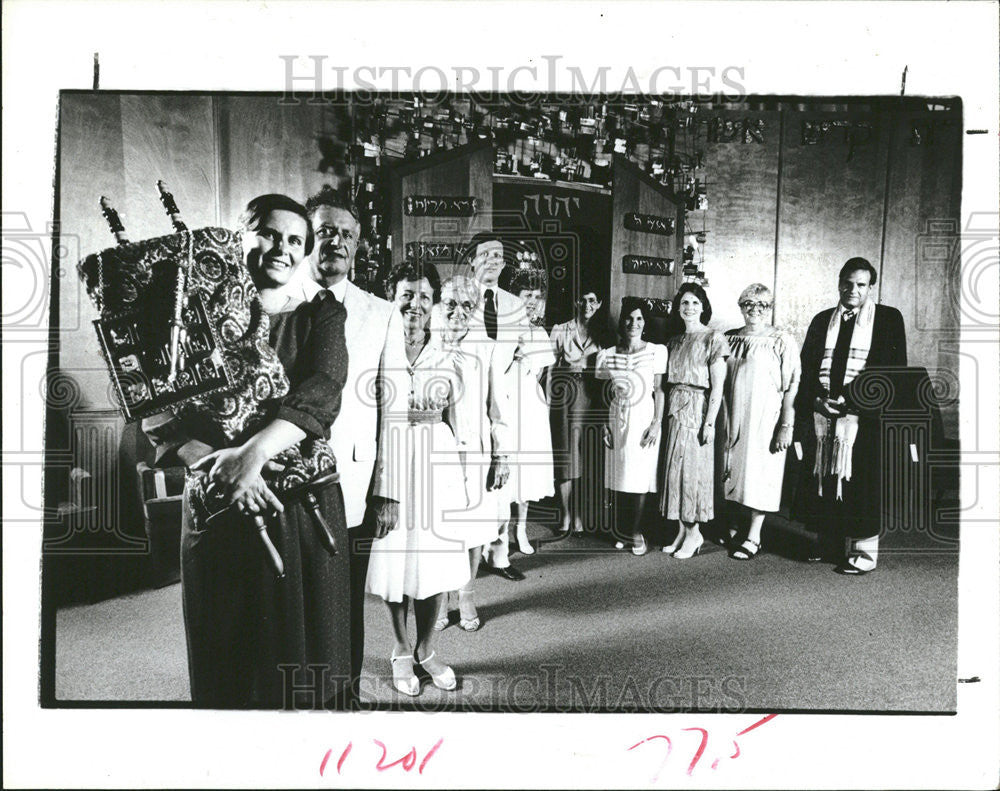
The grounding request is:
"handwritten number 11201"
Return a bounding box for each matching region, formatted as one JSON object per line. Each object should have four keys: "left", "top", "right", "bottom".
{"left": 320, "top": 738, "right": 444, "bottom": 777}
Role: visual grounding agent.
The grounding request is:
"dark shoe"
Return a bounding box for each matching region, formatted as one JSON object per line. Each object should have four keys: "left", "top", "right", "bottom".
{"left": 728, "top": 539, "right": 760, "bottom": 561}
{"left": 489, "top": 564, "right": 525, "bottom": 582}
{"left": 805, "top": 538, "right": 825, "bottom": 563}
{"left": 834, "top": 553, "right": 876, "bottom": 575}
{"left": 834, "top": 562, "right": 871, "bottom": 576}
{"left": 709, "top": 528, "right": 737, "bottom": 548}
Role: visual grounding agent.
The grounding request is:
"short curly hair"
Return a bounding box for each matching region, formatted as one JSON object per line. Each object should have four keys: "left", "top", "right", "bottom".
{"left": 304, "top": 184, "right": 360, "bottom": 225}
{"left": 737, "top": 282, "right": 774, "bottom": 305}
{"left": 504, "top": 267, "right": 547, "bottom": 295}
{"left": 384, "top": 259, "right": 442, "bottom": 303}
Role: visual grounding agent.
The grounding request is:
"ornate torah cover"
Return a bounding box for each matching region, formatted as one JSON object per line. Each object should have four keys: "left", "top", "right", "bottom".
{"left": 78, "top": 227, "right": 289, "bottom": 441}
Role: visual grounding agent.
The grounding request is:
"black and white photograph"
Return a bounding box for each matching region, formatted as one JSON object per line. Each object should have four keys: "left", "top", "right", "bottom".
{"left": 4, "top": 2, "right": 998, "bottom": 788}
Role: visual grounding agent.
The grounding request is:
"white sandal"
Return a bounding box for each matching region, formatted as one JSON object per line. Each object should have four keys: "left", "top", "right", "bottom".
{"left": 390, "top": 652, "right": 420, "bottom": 696}
{"left": 416, "top": 651, "right": 456, "bottom": 691}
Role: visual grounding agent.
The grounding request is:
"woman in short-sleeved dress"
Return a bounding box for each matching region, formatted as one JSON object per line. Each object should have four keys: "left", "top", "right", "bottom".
{"left": 433, "top": 276, "right": 514, "bottom": 633}
{"left": 659, "top": 283, "right": 731, "bottom": 559}
{"left": 722, "top": 284, "right": 800, "bottom": 560}
{"left": 364, "top": 262, "right": 470, "bottom": 697}
{"left": 596, "top": 301, "right": 667, "bottom": 555}
{"left": 548, "top": 288, "right": 609, "bottom": 535}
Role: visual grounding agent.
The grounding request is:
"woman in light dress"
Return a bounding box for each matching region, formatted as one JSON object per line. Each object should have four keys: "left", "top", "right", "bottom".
{"left": 596, "top": 300, "right": 667, "bottom": 556}
{"left": 659, "top": 283, "right": 731, "bottom": 559}
{"left": 365, "top": 261, "right": 469, "bottom": 696}
{"left": 722, "top": 283, "right": 800, "bottom": 560}
{"left": 434, "top": 276, "right": 511, "bottom": 633}
{"left": 506, "top": 268, "right": 556, "bottom": 554}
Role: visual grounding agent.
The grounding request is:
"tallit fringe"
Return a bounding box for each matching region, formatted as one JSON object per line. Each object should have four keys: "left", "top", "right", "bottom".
{"left": 813, "top": 412, "right": 859, "bottom": 501}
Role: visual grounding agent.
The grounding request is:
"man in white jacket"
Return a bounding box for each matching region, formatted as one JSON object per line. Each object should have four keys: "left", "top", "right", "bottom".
{"left": 302, "top": 186, "right": 409, "bottom": 704}
{"left": 459, "top": 232, "right": 535, "bottom": 581}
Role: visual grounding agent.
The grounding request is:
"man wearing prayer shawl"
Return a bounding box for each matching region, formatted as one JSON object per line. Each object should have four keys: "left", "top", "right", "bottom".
{"left": 795, "top": 257, "right": 907, "bottom": 575}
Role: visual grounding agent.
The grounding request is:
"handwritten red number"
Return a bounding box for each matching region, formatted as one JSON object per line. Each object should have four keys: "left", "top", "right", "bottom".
{"left": 627, "top": 714, "right": 779, "bottom": 778}
{"left": 737, "top": 713, "right": 778, "bottom": 736}
{"left": 374, "top": 740, "right": 418, "bottom": 772}
{"left": 419, "top": 738, "right": 443, "bottom": 775}
{"left": 319, "top": 743, "right": 352, "bottom": 777}
{"left": 337, "top": 742, "right": 352, "bottom": 774}
{"left": 680, "top": 728, "right": 708, "bottom": 776}
{"left": 322, "top": 738, "right": 442, "bottom": 777}
{"left": 627, "top": 734, "right": 673, "bottom": 782}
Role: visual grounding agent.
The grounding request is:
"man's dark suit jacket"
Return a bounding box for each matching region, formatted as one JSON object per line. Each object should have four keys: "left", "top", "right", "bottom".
{"left": 794, "top": 303, "right": 908, "bottom": 537}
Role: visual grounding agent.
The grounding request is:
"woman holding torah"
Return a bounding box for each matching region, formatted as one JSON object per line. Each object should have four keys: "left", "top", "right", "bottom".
{"left": 140, "top": 194, "right": 351, "bottom": 709}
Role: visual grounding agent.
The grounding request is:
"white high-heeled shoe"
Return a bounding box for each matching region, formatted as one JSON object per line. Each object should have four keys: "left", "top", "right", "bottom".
{"left": 672, "top": 535, "right": 704, "bottom": 560}
{"left": 516, "top": 526, "right": 535, "bottom": 555}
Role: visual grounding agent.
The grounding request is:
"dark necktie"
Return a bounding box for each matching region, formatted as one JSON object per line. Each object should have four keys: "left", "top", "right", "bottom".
{"left": 830, "top": 311, "right": 856, "bottom": 398}
{"left": 484, "top": 288, "right": 497, "bottom": 340}
{"left": 842, "top": 309, "right": 856, "bottom": 322}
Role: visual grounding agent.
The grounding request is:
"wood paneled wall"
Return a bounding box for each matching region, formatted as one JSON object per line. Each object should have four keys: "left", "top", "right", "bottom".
{"left": 881, "top": 109, "right": 963, "bottom": 423}
{"left": 215, "top": 96, "right": 351, "bottom": 228}
{"left": 610, "top": 156, "right": 684, "bottom": 327}
{"left": 388, "top": 141, "right": 494, "bottom": 282}
{"left": 775, "top": 110, "right": 891, "bottom": 341}
{"left": 693, "top": 109, "right": 782, "bottom": 332}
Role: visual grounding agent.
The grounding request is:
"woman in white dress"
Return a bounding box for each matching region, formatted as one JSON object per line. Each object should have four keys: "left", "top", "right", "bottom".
{"left": 365, "top": 261, "right": 470, "bottom": 696}
{"left": 506, "top": 268, "right": 556, "bottom": 554}
{"left": 722, "top": 283, "right": 800, "bottom": 560}
{"left": 434, "top": 276, "right": 511, "bottom": 633}
{"left": 596, "top": 301, "right": 667, "bottom": 555}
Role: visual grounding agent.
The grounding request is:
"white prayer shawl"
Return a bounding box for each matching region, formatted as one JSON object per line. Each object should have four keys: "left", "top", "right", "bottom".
{"left": 814, "top": 299, "right": 875, "bottom": 499}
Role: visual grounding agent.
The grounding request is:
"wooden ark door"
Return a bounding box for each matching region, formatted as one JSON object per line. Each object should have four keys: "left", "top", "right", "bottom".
{"left": 388, "top": 141, "right": 495, "bottom": 281}
{"left": 491, "top": 177, "right": 613, "bottom": 327}
{"left": 610, "top": 154, "right": 685, "bottom": 343}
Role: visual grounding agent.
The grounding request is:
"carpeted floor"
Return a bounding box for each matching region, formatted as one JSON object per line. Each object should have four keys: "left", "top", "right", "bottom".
{"left": 54, "top": 520, "right": 958, "bottom": 712}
